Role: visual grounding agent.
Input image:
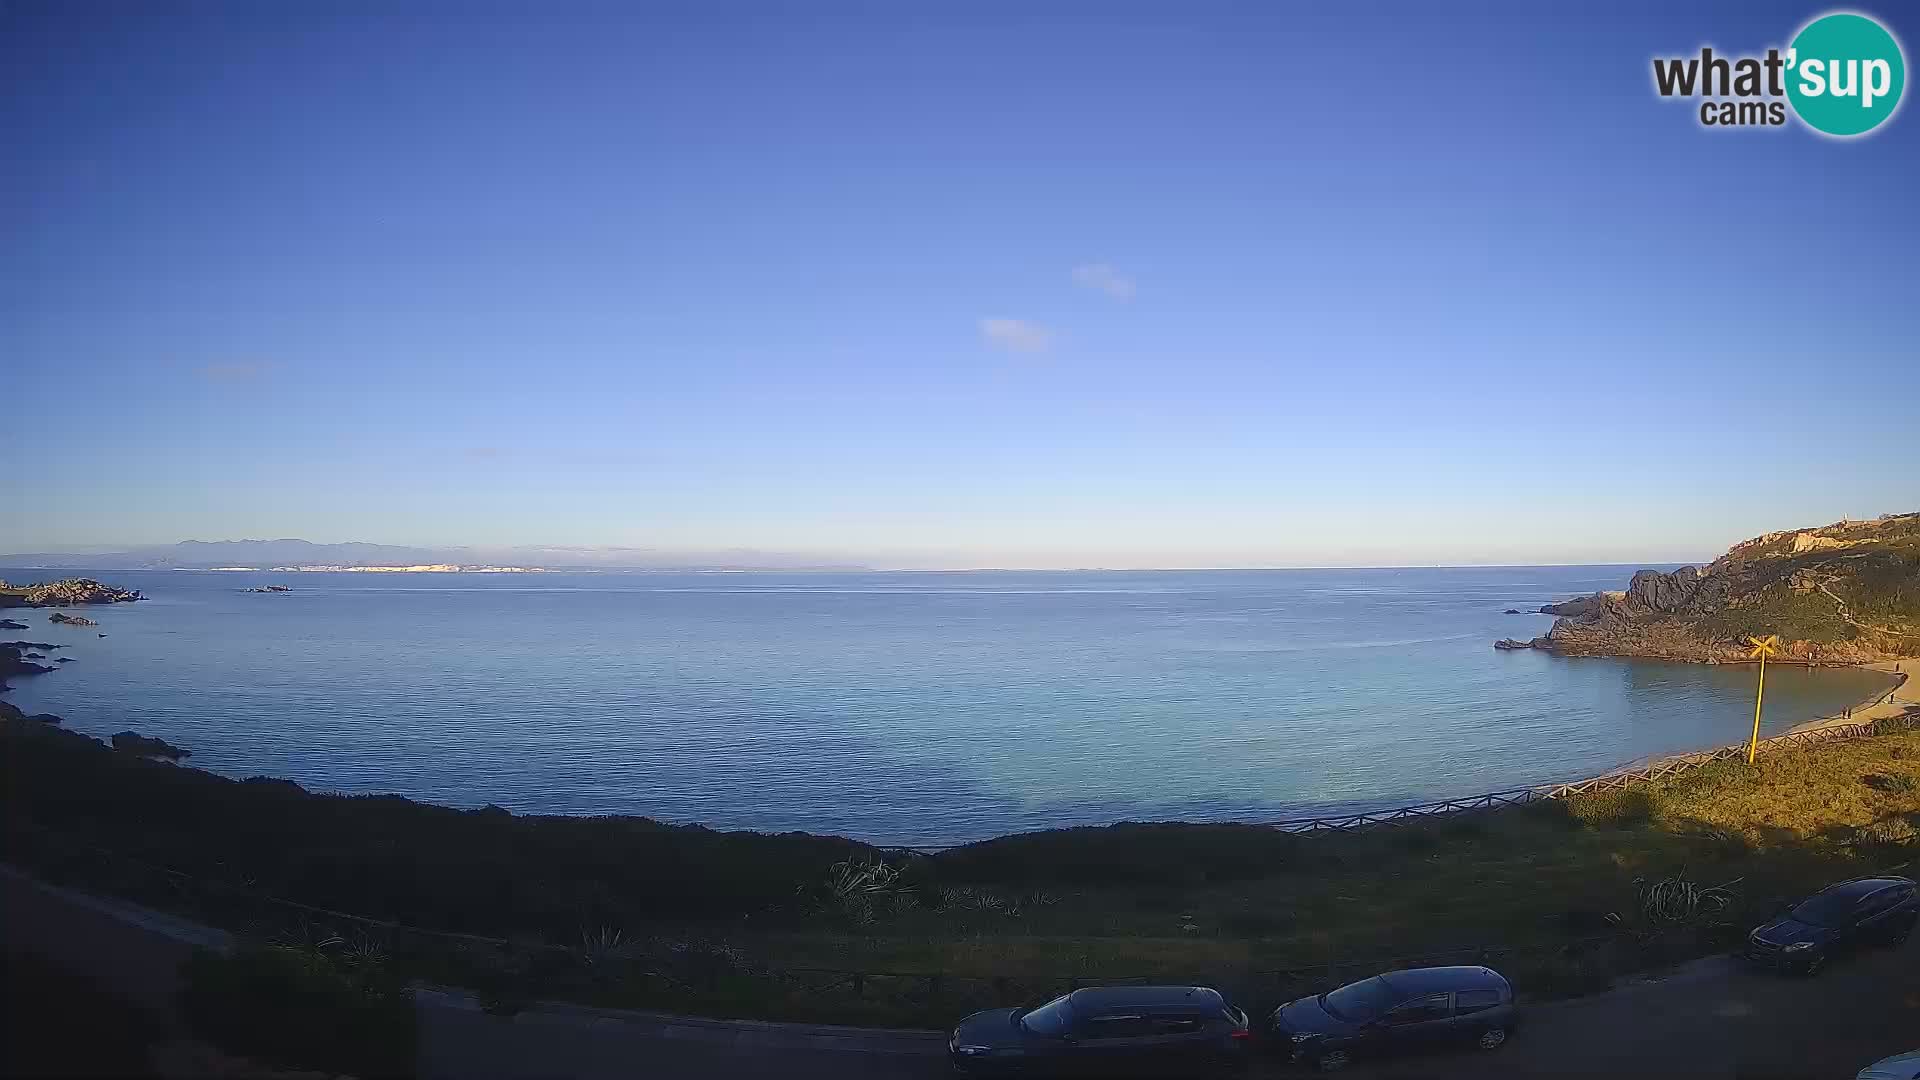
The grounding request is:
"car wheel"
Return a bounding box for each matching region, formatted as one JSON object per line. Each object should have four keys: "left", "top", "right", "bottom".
{"left": 1315, "top": 1049, "right": 1351, "bottom": 1071}
{"left": 1889, "top": 922, "right": 1913, "bottom": 947}
{"left": 1477, "top": 1026, "right": 1509, "bottom": 1051}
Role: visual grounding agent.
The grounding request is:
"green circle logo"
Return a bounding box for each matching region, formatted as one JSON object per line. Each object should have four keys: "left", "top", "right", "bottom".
{"left": 1786, "top": 12, "right": 1906, "bottom": 136}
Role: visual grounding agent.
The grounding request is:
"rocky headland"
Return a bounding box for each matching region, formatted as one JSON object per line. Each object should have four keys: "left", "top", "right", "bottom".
{"left": 1497, "top": 512, "right": 1920, "bottom": 664}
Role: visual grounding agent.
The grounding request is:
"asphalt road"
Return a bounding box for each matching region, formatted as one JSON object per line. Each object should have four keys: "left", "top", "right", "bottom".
{"left": 419, "top": 945, "right": 1920, "bottom": 1080}
{"left": 5, "top": 866, "right": 1914, "bottom": 1080}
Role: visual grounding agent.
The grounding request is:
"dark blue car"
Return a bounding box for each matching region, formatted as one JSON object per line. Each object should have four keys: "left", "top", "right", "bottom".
{"left": 949, "top": 985, "right": 1251, "bottom": 1076}
{"left": 1269, "top": 965, "right": 1516, "bottom": 1070}
{"left": 1747, "top": 875, "right": 1918, "bottom": 975}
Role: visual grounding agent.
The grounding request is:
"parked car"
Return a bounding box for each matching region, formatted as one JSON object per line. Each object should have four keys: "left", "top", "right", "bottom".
{"left": 1746, "top": 875, "right": 1918, "bottom": 975}
{"left": 1858, "top": 1049, "right": 1920, "bottom": 1080}
{"left": 1268, "top": 965, "right": 1516, "bottom": 1071}
{"left": 948, "top": 984, "right": 1251, "bottom": 1076}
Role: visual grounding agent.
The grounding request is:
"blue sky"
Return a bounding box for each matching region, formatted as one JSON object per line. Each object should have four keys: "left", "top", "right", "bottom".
{"left": 3, "top": 2, "right": 1915, "bottom": 568}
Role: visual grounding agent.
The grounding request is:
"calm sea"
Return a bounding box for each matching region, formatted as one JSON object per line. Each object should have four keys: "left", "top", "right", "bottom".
{"left": 1, "top": 566, "right": 1896, "bottom": 845}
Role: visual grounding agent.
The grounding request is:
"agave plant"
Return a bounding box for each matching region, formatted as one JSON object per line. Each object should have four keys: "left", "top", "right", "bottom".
{"left": 823, "top": 858, "right": 908, "bottom": 899}
{"left": 578, "top": 926, "right": 632, "bottom": 967}
{"left": 1633, "top": 870, "right": 1739, "bottom": 929}
{"left": 335, "top": 929, "right": 390, "bottom": 969}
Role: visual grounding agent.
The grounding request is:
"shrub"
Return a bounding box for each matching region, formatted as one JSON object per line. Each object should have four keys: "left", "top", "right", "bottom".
{"left": 1861, "top": 772, "right": 1918, "bottom": 795}
{"left": 933, "top": 822, "right": 1301, "bottom": 886}
{"left": 1852, "top": 816, "right": 1918, "bottom": 849}
{"left": 1, "top": 722, "right": 871, "bottom": 931}
{"left": 1387, "top": 826, "right": 1440, "bottom": 852}
{"left": 1562, "top": 789, "right": 1653, "bottom": 829}
{"left": 1686, "top": 827, "right": 1752, "bottom": 862}
{"left": 181, "top": 945, "right": 415, "bottom": 1077}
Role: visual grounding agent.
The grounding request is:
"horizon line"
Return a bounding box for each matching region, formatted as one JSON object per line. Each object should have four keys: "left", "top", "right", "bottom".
{"left": 1, "top": 559, "right": 1707, "bottom": 573}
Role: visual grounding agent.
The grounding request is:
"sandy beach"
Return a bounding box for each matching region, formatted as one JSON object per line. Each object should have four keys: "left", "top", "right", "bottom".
{"left": 1787, "top": 659, "right": 1912, "bottom": 733}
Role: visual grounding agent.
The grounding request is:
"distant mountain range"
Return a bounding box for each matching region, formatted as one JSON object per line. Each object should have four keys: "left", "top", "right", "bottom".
{"left": 0, "top": 539, "right": 869, "bottom": 572}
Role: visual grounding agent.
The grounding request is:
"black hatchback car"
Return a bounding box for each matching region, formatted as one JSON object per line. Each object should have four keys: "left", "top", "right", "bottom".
{"left": 1269, "top": 965, "right": 1516, "bottom": 1070}
{"left": 948, "top": 985, "right": 1251, "bottom": 1076}
{"left": 1746, "top": 875, "right": 1918, "bottom": 975}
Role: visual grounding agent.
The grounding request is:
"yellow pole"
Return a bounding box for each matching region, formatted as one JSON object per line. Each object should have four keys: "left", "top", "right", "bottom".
{"left": 1747, "top": 652, "right": 1767, "bottom": 764}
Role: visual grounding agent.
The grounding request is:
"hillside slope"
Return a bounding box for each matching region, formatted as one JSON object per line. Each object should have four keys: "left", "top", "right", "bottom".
{"left": 1518, "top": 512, "right": 1920, "bottom": 662}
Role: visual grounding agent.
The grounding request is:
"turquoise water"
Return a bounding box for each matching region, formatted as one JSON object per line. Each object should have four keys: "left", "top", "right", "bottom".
{"left": 0, "top": 566, "right": 1895, "bottom": 845}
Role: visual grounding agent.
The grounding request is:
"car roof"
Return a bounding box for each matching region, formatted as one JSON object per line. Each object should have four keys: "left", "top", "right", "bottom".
{"left": 1819, "top": 876, "right": 1916, "bottom": 901}
{"left": 1377, "top": 966, "right": 1510, "bottom": 994}
{"left": 1067, "top": 986, "right": 1225, "bottom": 1013}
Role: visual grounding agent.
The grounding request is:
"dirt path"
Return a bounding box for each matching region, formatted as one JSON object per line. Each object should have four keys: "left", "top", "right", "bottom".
{"left": 1816, "top": 578, "right": 1914, "bottom": 639}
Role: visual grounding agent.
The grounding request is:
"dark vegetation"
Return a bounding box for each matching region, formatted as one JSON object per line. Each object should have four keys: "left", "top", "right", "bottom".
{"left": 4, "top": 711, "right": 1918, "bottom": 1026}
{"left": 2, "top": 719, "right": 873, "bottom": 935}
{"left": 182, "top": 944, "right": 416, "bottom": 1078}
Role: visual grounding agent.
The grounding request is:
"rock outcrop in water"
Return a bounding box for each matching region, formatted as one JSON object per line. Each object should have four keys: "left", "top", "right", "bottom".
{"left": 1539, "top": 594, "right": 1615, "bottom": 618}
{"left": 0, "top": 578, "right": 143, "bottom": 608}
{"left": 111, "top": 731, "right": 191, "bottom": 760}
{"left": 1502, "top": 513, "right": 1920, "bottom": 663}
{"left": 1, "top": 641, "right": 59, "bottom": 688}
{"left": 49, "top": 612, "right": 98, "bottom": 627}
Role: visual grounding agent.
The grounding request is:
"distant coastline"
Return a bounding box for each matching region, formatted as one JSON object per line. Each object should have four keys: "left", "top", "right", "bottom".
{"left": 300, "top": 565, "right": 549, "bottom": 573}
{"left": 198, "top": 565, "right": 552, "bottom": 573}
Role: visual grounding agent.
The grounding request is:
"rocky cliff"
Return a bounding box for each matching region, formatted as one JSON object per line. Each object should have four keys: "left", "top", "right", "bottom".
{"left": 1501, "top": 512, "right": 1920, "bottom": 663}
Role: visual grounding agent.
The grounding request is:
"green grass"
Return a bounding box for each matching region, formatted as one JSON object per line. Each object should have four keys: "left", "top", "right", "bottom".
{"left": 1688, "top": 513, "right": 1920, "bottom": 650}
{"left": 182, "top": 944, "right": 416, "bottom": 1078}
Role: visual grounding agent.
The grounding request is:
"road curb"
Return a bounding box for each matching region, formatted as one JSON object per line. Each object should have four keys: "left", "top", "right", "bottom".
{"left": 413, "top": 987, "right": 946, "bottom": 1054}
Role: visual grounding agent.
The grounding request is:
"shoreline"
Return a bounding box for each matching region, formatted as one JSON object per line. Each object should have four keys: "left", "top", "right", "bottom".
{"left": 1786, "top": 659, "right": 1910, "bottom": 733}
{"left": 5, "top": 655, "right": 1908, "bottom": 849}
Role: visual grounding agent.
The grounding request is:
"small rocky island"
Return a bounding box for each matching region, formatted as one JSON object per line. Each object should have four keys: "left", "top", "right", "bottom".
{"left": 245, "top": 584, "right": 293, "bottom": 593}
{"left": 1496, "top": 513, "right": 1920, "bottom": 663}
{"left": 0, "top": 577, "right": 144, "bottom": 608}
{"left": 49, "top": 612, "right": 99, "bottom": 627}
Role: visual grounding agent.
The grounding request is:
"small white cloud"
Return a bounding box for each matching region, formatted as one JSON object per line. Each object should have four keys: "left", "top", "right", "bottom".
{"left": 1071, "top": 263, "right": 1135, "bottom": 300}
{"left": 979, "top": 317, "right": 1053, "bottom": 353}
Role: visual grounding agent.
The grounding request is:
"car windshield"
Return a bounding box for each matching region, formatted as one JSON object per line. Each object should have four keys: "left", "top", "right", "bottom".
{"left": 1019, "top": 995, "right": 1074, "bottom": 1036}
{"left": 1320, "top": 977, "right": 1398, "bottom": 1023}
{"left": 1791, "top": 890, "right": 1860, "bottom": 927}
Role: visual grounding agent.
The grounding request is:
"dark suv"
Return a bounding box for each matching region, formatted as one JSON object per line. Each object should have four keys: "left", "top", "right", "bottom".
{"left": 948, "top": 985, "right": 1251, "bottom": 1076}
{"left": 1268, "top": 965, "right": 1516, "bottom": 1070}
{"left": 1746, "top": 875, "right": 1918, "bottom": 975}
